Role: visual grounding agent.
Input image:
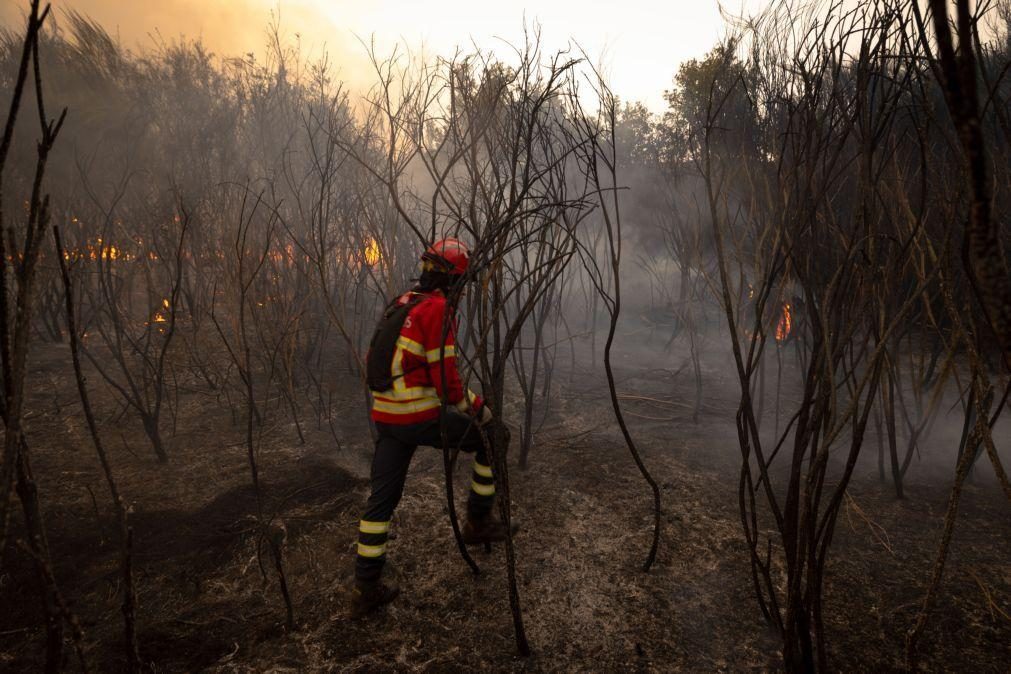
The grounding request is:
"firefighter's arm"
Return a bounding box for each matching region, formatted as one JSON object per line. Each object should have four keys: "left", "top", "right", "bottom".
{"left": 455, "top": 390, "right": 492, "bottom": 424}
{"left": 421, "top": 297, "right": 485, "bottom": 410}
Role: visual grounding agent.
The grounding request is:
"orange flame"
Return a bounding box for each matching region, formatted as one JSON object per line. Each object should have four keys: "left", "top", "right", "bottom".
{"left": 364, "top": 237, "right": 381, "bottom": 267}
{"left": 775, "top": 303, "right": 792, "bottom": 342}
{"left": 150, "top": 298, "right": 170, "bottom": 324}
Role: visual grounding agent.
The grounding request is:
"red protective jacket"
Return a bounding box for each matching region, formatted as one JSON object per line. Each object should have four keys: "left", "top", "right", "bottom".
{"left": 370, "top": 289, "right": 483, "bottom": 425}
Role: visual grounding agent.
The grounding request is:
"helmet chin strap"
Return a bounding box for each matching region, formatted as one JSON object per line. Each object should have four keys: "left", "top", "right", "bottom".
{"left": 417, "top": 269, "right": 454, "bottom": 292}
{"left": 421, "top": 253, "right": 454, "bottom": 274}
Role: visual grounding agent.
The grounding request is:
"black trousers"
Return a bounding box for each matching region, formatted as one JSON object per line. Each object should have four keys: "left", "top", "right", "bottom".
{"left": 355, "top": 409, "right": 503, "bottom": 582}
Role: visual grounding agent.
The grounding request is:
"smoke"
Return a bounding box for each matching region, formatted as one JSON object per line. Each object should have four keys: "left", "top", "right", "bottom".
{"left": 0, "top": 0, "right": 372, "bottom": 90}
{"left": 0, "top": 0, "right": 788, "bottom": 114}
{"left": 3, "top": 1, "right": 309, "bottom": 49}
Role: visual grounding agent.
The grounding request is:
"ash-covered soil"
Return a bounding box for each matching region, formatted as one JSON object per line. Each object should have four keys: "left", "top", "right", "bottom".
{"left": 1, "top": 340, "right": 1008, "bottom": 672}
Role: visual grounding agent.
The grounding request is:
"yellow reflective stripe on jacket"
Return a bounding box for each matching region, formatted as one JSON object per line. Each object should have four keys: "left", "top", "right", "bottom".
{"left": 372, "top": 397, "right": 441, "bottom": 415}
{"left": 396, "top": 336, "right": 425, "bottom": 357}
{"left": 390, "top": 342, "right": 436, "bottom": 397}
{"left": 426, "top": 344, "right": 456, "bottom": 363}
{"left": 359, "top": 520, "right": 390, "bottom": 535}
{"left": 473, "top": 462, "right": 493, "bottom": 478}
{"left": 471, "top": 480, "right": 495, "bottom": 496}
{"left": 373, "top": 385, "right": 439, "bottom": 401}
{"left": 357, "top": 542, "right": 386, "bottom": 558}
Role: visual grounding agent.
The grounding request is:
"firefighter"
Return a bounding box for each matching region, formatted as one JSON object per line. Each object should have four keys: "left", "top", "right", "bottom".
{"left": 351, "top": 237, "right": 511, "bottom": 618}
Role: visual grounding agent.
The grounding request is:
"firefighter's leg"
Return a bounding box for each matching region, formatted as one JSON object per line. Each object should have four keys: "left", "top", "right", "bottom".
{"left": 355, "top": 425, "right": 417, "bottom": 583}
{"left": 412, "top": 411, "right": 513, "bottom": 545}
{"left": 410, "top": 410, "right": 495, "bottom": 517}
{"left": 467, "top": 422, "right": 510, "bottom": 518}
{"left": 467, "top": 435, "right": 495, "bottom": 518}
{"left": 462, "top": 420, "right": 514, "bottom": 544}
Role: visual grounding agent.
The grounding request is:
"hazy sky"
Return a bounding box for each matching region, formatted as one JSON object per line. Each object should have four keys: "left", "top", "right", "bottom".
{"left": 1, "top": 0, "right": 772, "bottom": 112}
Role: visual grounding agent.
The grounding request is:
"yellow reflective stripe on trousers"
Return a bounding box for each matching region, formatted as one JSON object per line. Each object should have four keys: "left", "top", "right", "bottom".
{"left": 359, "top": 520, "right": 390, "bottom": 535}
{"left": 357, "top": 542, "right": 386, "bottom": 558}
{"left": 471, "top": 480, "right": 495, "bottom": 496}
{"left": 473, "top": 462, "right": 493, "bottom": 478}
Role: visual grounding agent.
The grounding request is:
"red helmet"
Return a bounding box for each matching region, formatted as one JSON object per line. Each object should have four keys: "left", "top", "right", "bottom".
{"left": 421, "top": 237, "right": 470, "bottom": 276}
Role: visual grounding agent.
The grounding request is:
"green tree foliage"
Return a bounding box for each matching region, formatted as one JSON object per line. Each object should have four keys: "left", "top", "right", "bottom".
{"left": 661, "top": 40, "right": 760, "bottom": 165}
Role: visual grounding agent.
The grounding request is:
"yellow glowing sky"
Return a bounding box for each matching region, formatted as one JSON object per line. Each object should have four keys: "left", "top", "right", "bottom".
{"left": 1, "top": 0, "right": 773, "bottom": 111}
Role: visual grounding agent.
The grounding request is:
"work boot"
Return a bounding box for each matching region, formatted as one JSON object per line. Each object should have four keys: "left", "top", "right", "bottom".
{"left": 462, "top": 511, "right": 518, "bottom": 545}
{"left": 349, "top": 578, "right": 400, "bottom": 619}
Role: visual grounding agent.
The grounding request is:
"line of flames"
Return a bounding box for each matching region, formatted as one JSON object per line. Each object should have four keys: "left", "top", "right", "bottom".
{"left": 259, "top": 238, "right": 383, "bottom": 269}
{"left": 62, "top": 235, "right": 383, "bottom": 269}
{"left": 62, "top": 237, "right": 161, "bottom": 262}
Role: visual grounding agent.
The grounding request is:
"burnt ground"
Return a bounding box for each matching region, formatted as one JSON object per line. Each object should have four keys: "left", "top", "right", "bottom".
{"left": 1, "top": 337, "right": 1009, "bottom": 672}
